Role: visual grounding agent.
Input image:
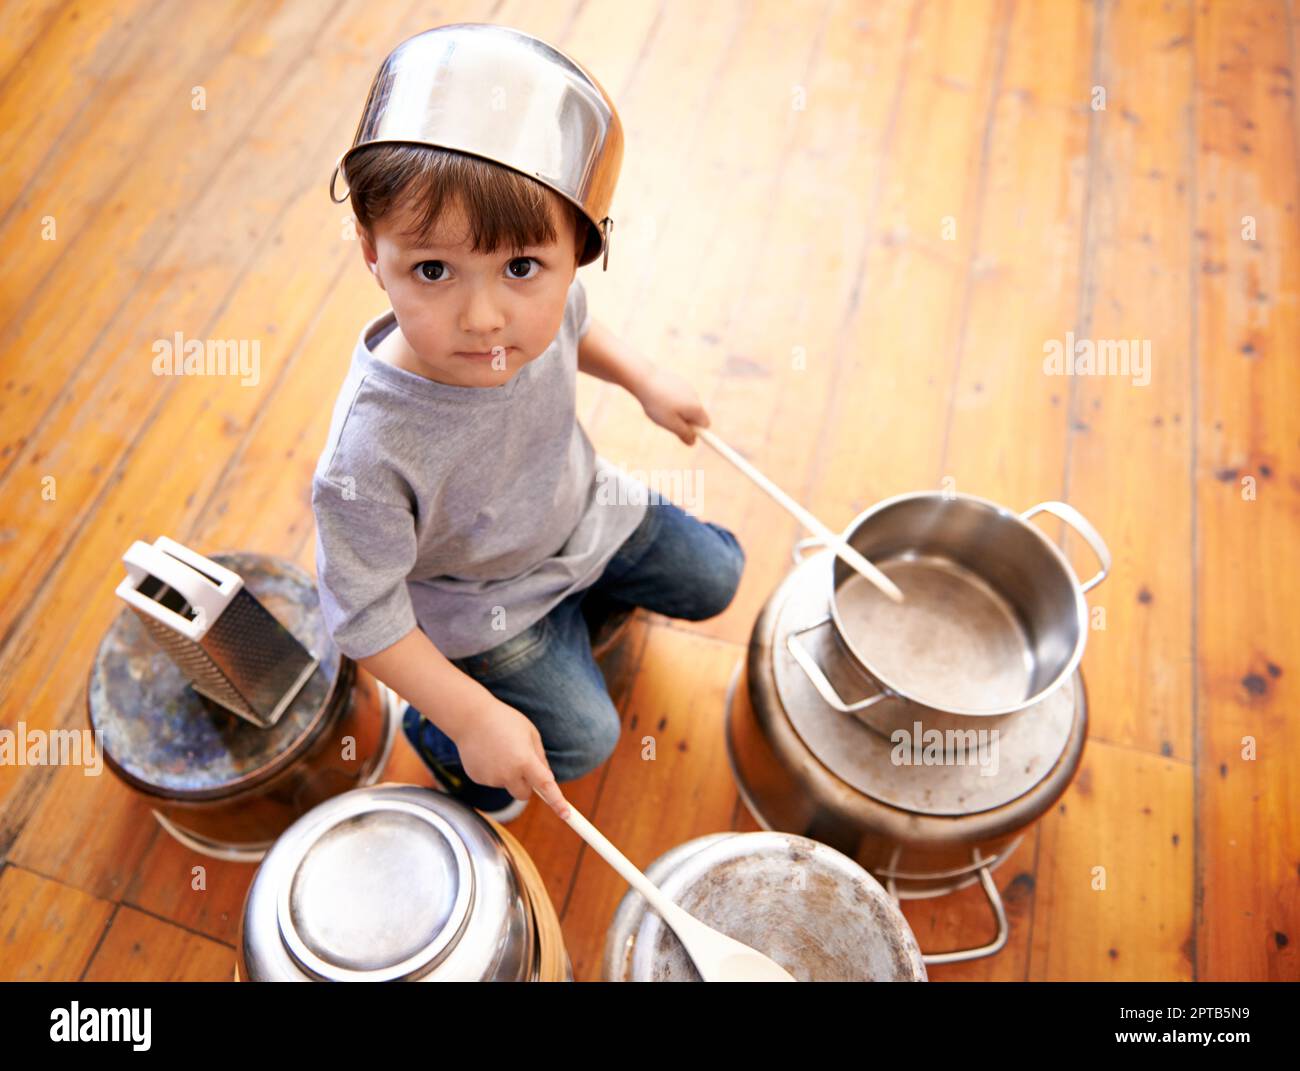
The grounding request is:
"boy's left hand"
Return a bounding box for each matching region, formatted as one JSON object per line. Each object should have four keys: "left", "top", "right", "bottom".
{"left": 637, "top": 365, "right": 709, "bottom": 445}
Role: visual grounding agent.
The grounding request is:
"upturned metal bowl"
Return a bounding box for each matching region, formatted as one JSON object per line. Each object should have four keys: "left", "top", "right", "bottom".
{"left": 237, "top": 783, "right": 554, "bottom": 982}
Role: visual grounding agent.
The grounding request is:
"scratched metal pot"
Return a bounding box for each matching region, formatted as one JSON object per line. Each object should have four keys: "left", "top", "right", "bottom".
{"left": 88, "top": 552, "right": 398, "bottom": 862}
{"left": 236, "top": 783, "right": 570, "bottom": 981}
{"left": 786, "top": 491, "right": 1110, "bottom": 738}
{"left": 602, "top": 831, "right": 926, "bottom": 981}
{"left": 726, "top": 542, "right": 1089, "bottom": 964}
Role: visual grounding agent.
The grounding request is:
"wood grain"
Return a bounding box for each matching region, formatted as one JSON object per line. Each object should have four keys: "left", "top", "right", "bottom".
{"left": 0, "top": 0, "right": 1295, "bottom": 982}
{"left": 1192, "top": 0, "right": 1300, "bottom": 982}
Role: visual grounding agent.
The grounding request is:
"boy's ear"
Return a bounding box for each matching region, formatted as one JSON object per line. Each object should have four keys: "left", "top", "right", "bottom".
{"left": 357, "top": 224, "right": 386, "bottom": 291}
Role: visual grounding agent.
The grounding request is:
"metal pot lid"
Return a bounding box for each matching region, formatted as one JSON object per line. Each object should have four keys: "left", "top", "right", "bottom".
{"left": 769, "top": 551, "right": 1078, "bottom": 815}
{"left": 608, "top": 832, "right": 926, "bottom": 981}
{"left": 277, "top": 799, "right": 472, "bottom": 981}
{"left": 87, "top": 553, "right": 341, "bottom": 798}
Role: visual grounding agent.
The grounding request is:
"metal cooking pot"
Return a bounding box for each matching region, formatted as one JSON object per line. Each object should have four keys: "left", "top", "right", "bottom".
{"left": 89, "top": 552, "right": 398, "bottom": 861}
{"left": 602, "top": 831, "right": 926, "bottom": 981}
{"left": 236, "top": 783, "right": 570, "bottom": 981}
{"left": 787, "top": 492, "right": 1110, "bottom": 736}
{"left": 329, "top": 23, "right": 622, "bottom": 270}
{"left": 726, "top": 544, "right": 1088, "bottom": 963}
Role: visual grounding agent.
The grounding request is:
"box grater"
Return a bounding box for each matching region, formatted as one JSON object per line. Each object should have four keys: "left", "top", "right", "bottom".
{"left": 115, "top": 536, "right": 318, "bottom": 728}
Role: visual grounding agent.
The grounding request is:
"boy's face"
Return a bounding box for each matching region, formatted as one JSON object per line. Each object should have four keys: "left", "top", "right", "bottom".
{"left": 358, "top": 193, "right": 578, "bottom": 389}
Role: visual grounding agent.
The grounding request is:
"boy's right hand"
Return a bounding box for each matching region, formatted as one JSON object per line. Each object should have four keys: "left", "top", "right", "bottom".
{"left": 455, "top": 697, "right": 572, "bottom": 820}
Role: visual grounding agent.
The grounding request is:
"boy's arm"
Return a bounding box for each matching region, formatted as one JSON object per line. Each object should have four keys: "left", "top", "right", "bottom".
{"left": 358, "top": 626, "right": 493, "bottom": 745}
{"left": 576, "top": 316, "right": 653, "bottom": 395}
{"left": 359, "top": 627, "right": 571, "bottom": 817}
{"left": 312, "top": 475, "right": 568, "bottom": 815}
{"left": 577, "top": 317, "right": 709, "bottom": 445}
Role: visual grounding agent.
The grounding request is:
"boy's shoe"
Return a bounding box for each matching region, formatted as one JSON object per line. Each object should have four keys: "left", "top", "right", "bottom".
{"left": 401, "top": 705, "right": 529, "bottom": 824}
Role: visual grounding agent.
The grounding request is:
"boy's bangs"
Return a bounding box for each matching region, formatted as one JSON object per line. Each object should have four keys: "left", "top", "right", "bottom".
{"left": 349, "top": 144, "right": 582, "bottom": 256}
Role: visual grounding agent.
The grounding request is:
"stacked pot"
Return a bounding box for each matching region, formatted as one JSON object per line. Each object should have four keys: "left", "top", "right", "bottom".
{"left": 89, "top": 552, "right": 398, "bottom": 861}
{"left": 726, "top": 492, "right": 1109, "bottom": 963}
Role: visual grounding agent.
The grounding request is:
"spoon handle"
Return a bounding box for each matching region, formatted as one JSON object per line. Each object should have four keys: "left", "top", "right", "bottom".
{"left": 556, "top": 800, "right": 691, "bottom": 926}
{"left": 694, "top": 427, "right": 903, "bottom": 603}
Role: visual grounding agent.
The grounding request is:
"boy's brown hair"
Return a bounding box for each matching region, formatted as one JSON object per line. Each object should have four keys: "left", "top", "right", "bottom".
{"left": 346, "top": 144, "right": 590, "bottom": 266}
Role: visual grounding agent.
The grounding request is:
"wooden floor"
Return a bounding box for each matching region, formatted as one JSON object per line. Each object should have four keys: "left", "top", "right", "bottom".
{"left": 1, "top": 0, "right": 1296, "bottom": 983}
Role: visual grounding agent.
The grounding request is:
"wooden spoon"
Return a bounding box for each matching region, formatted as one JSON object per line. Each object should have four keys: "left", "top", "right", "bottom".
{"left": 547, "top": 794, "right": 796, "bottom": 982}
{"left": 693, "top": 426, "right": 904, "bottom": 604}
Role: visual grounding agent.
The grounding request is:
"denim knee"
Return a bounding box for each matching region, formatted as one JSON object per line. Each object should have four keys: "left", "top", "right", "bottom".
{"left": 676, "top": 525, "right": 744, "bottom": 621}
{"left": 546, "top": 709, "right": 621, "bottom": 782}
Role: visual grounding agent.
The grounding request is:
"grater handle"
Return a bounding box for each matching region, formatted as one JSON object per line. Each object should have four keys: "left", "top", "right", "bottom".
{"left": 120, "top": 541, "right": 232, "bottom": 633}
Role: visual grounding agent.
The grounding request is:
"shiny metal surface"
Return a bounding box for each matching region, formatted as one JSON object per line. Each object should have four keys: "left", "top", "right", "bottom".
{"left": 733, "top": 524, "right": 1096, "bottom": 963}
{"left": 884, "top": 844, "right": 1013, "bottom": 964}
{"left": 602, "top": 832, "right": 927, "bottom": 981}
{"left": 279, "top": 803, "right": 472, "bottom": 981}
{"left": 790, "top": 491, "right": 1109, "bottom": 727}
{"left": 838, "top": 557, "right": 1033, "bottom": 711}
{"left": 117, "top": 538, "right": 318, "bottom": 729}
{"left": 487, "top": 815, "right": 573, "bottom": 982}
{"left": 91, "top": 553, "right": 396, "bottom": 858}
{"left": 239, "top": 784, "right": 535, "bottom": 981}
{"left": 330, "top": 23, "right": 623, "bottom": 269}
{"left": 93, "top": 553, "right": 338, "bottom": 793}
{"left": 726, "top": 549, "right": 1087, "bottom": 892}
{"left": 774, "top": 552, "right": 1077, "bottom": 815}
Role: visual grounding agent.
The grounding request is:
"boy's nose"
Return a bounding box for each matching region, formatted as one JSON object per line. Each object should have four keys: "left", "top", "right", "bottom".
{"left": 460, "top": 289, "right": 506, "bottom": 336}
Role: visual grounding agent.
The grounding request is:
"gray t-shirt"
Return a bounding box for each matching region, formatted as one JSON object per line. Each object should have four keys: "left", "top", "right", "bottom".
{"left": 311, "top": 277, "right": 648, "bottom": 661}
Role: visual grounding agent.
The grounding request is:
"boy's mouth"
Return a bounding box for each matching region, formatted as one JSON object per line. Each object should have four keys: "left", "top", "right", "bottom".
{"left": 456, "top": 347, "right": 510, "bottom": 360}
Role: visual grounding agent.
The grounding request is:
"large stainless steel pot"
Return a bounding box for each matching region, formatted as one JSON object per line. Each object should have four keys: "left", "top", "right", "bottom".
{"left": 726, "top": 543, "right": 1088, "bottom": 964}
{"left": 602, "top": 831, "right": 926, "bottom": 981}
{"left": 236, "top": 783, "right": 571, "bottom": 981}
{"left": 88, "top": 553, "right": 398, "bottom": 861}
{"left": 787, "top": 492, "right": 1109, "bottom": 737}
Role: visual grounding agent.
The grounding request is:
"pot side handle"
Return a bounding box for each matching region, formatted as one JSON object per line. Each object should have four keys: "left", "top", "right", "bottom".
{"left": 882, "top": 847, "right": 1010, "bottom": 966}
{"left": 785, "top": 616, "right": 890, "bottom": 715}
{"left": 791, "top": 536, "right": 824, "bottom": 565}
{"left": 1020, "top": 501, "right": 1111, "bottom": 594}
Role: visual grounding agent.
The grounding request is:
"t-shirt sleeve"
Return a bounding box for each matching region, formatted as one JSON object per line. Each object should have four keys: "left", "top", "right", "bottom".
{"left": 311, "top": 475, "right": 419, "bottom": 660}
{"left": 572, "top": 276, "right": 591, "bottom": 340}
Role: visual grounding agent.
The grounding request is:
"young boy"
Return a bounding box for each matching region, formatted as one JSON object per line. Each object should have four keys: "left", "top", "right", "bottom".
{"left": 312, "top": 26, "right": 744, "bottom": 824}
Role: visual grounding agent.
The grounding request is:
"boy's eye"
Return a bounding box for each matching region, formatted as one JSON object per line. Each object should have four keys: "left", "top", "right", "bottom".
{"left": 412, "top": 257, "right": 541, "bottom": 282}
{"left": 506, "top": 256, "right": 540, "bottom": 280}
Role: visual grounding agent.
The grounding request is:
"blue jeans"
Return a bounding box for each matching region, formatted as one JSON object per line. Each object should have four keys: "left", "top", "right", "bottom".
{"left": 406, "top": 499, "right": 745, "bottom": 782}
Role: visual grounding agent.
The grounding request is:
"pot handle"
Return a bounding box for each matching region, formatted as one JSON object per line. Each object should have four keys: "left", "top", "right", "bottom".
{"left": 785, "top": 615, "right": 890, "bottom": 715}
{"left": 883, "top": 847, "right": 1010, "bottom": 966}
{"left": 328, "top": 151, "right": 350, "bottom": 204}
{"left": 791, "top": 536, "right": 824, "bottom": 565}
{"left": 1020, "top": 501, "right": 1111, "bottom": 594}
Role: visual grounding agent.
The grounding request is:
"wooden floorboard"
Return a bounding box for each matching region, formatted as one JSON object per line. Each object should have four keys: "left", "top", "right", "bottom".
{"left": 1, "top": 0, "right": 1295, "bottom": 982}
